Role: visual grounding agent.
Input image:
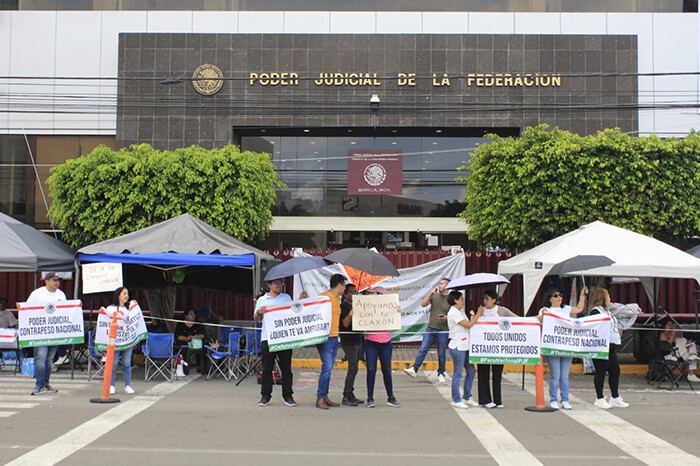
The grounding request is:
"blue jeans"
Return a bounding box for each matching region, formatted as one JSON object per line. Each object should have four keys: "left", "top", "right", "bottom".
{"left": 365, "top": 340, "right": 393, "bottom": 399}
{"left": 545, "top": 355, "right": 573, "bottom": 403}
{"left": 449, "top": 348, "right": 476, "bottom": 403}
{"left": 111, "top": 347, "right": 133, "bottom": 386}
{"left": 316, "top": 337, "right": 338, "bottom": 397}
{"left": 34, "top": 345, "right": 58, "bottom": 389}
{"left": 412, "top": 327, "right": 448, "bottom": 375}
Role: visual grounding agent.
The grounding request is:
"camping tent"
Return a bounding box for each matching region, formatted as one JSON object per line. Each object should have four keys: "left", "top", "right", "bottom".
{"left": 76, "top": 214, "right": 276, "bottom": 296}
{"left": 497, "top": 221, "right": 700, "bottom": 313}
{"left": 0, "top": 212, "right": 74, "bottom": 272}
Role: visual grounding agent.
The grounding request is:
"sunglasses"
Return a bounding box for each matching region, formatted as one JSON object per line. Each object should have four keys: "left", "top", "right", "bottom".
{"left": 551, "top": 293, "right": 563, "bottom": 298}
{"left": 270, "top": 280, "right": 284, "bottom": 285}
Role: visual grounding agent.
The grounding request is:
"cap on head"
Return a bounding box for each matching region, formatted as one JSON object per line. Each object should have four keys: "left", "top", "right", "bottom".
{"left": 367, "top": 286, "right": 386, "bottom": 295}
{"left": 44, "top": 272, "right": 61, "bottom": 281}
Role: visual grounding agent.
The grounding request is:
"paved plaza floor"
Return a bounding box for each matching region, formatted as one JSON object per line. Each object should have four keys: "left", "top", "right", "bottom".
{"left": 1, "top": 365, "right": 699, "bottom": 465}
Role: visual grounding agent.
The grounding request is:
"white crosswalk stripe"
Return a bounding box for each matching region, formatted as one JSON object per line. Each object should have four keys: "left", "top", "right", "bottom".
{"left": 434, "top": 383, "right": 543, "bottom": 465}
{"left": 502, "top": 372, "right": 700, "bottom": 466}
{"left": 0, "top": 374, "right": 91, "bottom": 419}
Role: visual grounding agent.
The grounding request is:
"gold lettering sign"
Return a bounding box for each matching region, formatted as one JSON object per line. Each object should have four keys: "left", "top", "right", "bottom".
{"left": 246, "top": 71, "right": 563, "bottom": 88}
{"left": 192, "top": 64, "right": 224, "bottom": 95}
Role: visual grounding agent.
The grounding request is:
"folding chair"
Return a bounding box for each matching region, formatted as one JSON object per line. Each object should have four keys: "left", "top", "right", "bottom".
{"left": 652, "top": 340, "right": 694, "bottom": 390}
{"left": 87, "top": 331, "right": 106, "bottom": 381}
{"left": 206, "top": 332, "right": 241, "bottom": 381}
{"left": 244, "top": 330, "right": 262, "bottom": 372}
{"left": 144, "top": 333, "right": 176, "bottom": 382}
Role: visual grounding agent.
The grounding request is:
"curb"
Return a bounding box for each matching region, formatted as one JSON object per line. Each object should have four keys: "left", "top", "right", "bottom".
{"left": 290, "top": 359, "right": 649, "bottom": 375}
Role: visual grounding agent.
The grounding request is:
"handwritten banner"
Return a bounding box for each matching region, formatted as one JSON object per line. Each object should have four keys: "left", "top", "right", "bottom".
{"left": 352, "top": 294, "right": 402, "bottom": 331}
{"left": 81, "top": 262, "right": 123, "bottom": 294}
{"left": 264, "top": 296, "right": 332, "bottom": 352}
{"left": 541, "top": 312, "right": 611, "bottom": 359}
{"left": 17, "top": 300, "right": 84, "bottom": 348}
{"left": 469, "top": 317, "right": 541, "bottom": 365}
{"left": 95, "top": 301, "right": 148, "bottom": 351}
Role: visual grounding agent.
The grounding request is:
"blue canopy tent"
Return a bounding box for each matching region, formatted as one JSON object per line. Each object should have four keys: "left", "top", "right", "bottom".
{"left": 75, "top": 214, "right": 278, "bottom": 298}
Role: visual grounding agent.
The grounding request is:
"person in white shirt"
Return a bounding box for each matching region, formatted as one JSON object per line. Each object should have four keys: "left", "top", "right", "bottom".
{"left": 478, "top": 290, "right": 517, "bottom": 408}
{"left": 447, "top": 291, "right": 483, "bottom": 409}
{"left": 589, "top": 288, "right": 629, "bottom": 409}
{"left": 27, "top": 272, "right": 67, "bottom": 395}
{"left": 537, "top": 287, "right": 588, "bottom": 410}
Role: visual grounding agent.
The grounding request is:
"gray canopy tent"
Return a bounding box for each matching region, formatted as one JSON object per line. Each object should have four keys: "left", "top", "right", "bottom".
{"left": 0, "top": 212, "right": 74, "bottom": 274}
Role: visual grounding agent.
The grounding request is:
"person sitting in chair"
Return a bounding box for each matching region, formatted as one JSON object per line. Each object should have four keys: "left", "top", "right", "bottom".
{"left": 660, "top": 319, "right": 700, "bottom": 383}
{"left": 174, "top": 309, "right": 206, "bottom": 374}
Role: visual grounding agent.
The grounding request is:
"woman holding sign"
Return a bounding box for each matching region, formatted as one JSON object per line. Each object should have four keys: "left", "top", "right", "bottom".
{"left": 589, "top": 288, "right": 628, "bottom": 409}
{"left": 107, "top": 287, "right": 135, "bottom": 395}
{"left": 537, "top": 287, "right": 588, "bottom": 410}
{"left": 478, "top": 290, "right": 517, "bottom": 408}
{"left": 447, "top": 291, "right": 483, "bottom": 409}
{"left": 364, "top": 287, "right": 400, "bottom": 408}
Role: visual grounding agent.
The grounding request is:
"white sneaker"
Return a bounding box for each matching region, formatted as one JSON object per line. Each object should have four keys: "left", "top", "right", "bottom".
{"left": 561, "top": 401, "right": 573, "bottom": 410}
{"left": 594, "top": 397, "right": 611, "bottom": 409}
{"left": 495, "top": 404, "right": 504, "bottom": 408}
{"left": 109, "top": 385, "right": 116, "bottom": 395}
{"left": 687, "top": 374, "right": 700, "bottom": 383}
{"left": 451, "top": 400, "right": 469, "bottom": 409}
{"left": 124, "top": 385, "right": 135, "bottom": 394}
{"left": 484, "top": 402, "right": 497, "bottom": 409}
{"left": 688, "top": 354, "right": 700, "bottom": 362}
{"left": 465, "top": 398, "right": 480, "bottom": 407}
{"left": 550, "top": 401, "right": 559, "bottom": 409}
{"left": 609, "top": 396, "right": 629, "bottom": 408}
{"left": 437, "top": 374, "right": 447, "bottom": 384}
{"left": 54, "top": 355, "right": 68, "bottom": 366}
{"left": 403, "top": 367, "right": 417, "bottom": 378}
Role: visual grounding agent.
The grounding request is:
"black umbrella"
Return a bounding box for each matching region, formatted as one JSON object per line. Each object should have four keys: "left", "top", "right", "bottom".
{"left": 324, "top": 248, "right": 399, "bottom": 277}
{"left": 688, "top": 245, "right": 700, "bottom": 259}
{"left": 263, "top": 256, "right": 332, "bottom": 281}
{"left": 549, "top": 255, "right": 615, "bottom": 276}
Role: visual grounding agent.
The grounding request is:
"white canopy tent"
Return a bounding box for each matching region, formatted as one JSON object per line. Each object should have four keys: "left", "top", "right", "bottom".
{"left": 497, "top": 221, "right": 700, "bottom": 314}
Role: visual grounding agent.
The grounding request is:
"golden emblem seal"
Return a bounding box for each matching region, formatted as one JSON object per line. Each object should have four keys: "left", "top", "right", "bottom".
{"left": 192, "top": 64, "right": 223, "bottom": 95}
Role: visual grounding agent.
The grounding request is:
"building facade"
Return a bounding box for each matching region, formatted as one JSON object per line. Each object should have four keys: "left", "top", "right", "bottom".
{"left": 1, "top": 8, "right": 699, "bottom": 249}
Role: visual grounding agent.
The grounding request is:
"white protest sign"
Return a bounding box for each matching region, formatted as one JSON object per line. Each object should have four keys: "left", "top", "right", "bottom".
{"left": 17, "top": 300, "right": 84, "bottom": 348}
{"left": 470, "top": 317, "right": 541, "bottom": 365}
{"left": 541, "top": 312, "right": 611, "bottom": 359}
{"left": 293, "top": 251, "right": 465, "bottom": 342}
{"left": 263, "top": 296, "right": 332, "bottom": 352}
{"left": 95, "top": 301, "right": 148, "bottom": 351}
{"left": 352, "top": 294, "right": 402, "bottom": 331}
{"left": 0, "top": 328, "right": 18, "bottom": 349}
{"left": 81, "top": 262, "right": 123, "bottom": 295}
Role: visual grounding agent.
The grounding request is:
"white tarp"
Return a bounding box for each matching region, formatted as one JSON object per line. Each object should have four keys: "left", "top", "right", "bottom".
{"left": 292, "top": 250, "right": 465, "bottom": 342}
{"left": 497, "top": 221, "right": 700, "bottom": 313}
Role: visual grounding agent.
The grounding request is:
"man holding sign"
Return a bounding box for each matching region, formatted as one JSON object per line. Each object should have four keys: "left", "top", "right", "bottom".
{"left": 26, "top": 272, "right": 66, "bottom": 395}
{"left": 254, "top": 279, "right": 307, "bottom": 407}
{"left": 315, "top": 274, "right": 346, "bottom": 410}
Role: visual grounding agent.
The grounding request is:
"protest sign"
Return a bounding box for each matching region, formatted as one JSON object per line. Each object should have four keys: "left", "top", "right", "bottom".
{"left": 470, "top": 317, "right": 541, "bottom": 365}
{"left": 541, "top": 312, "right": 611, "bottom": 359}
{"left": 17, "top": 300, "right": 84, "bottom": 348}
{"left": 293, "top": 250, "right": 465, "bottom": 342}
{"left": 264, "top": 296, "right": 332, "bottom": 352}
{"left": 352, "top": 294, "right": 401, "bottom": 331}
{"left": 81, "top": 262, "right": 123, "bottom": 294}
{"left": 95, "top": 301, "right": 148, "bottom": 351}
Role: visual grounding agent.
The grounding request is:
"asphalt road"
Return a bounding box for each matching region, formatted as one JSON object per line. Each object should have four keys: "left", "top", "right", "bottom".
{"left": 1, "top": 365, "right": 700, "bottom": 466}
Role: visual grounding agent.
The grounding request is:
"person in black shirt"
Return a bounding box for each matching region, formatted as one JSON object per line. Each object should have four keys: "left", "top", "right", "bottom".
{"left": 339, "top": 284, "right": 363, "bottom": 406}
{"left": 174, "top": 309, "right": 206, "bottom": 374}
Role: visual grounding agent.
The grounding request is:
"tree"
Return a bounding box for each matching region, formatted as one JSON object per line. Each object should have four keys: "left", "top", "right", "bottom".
{"left": 48, "top": 144, "right": 285, "bottom": 247}
{"left": 457, "top": 125, "right": 700, "bottom": 250}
